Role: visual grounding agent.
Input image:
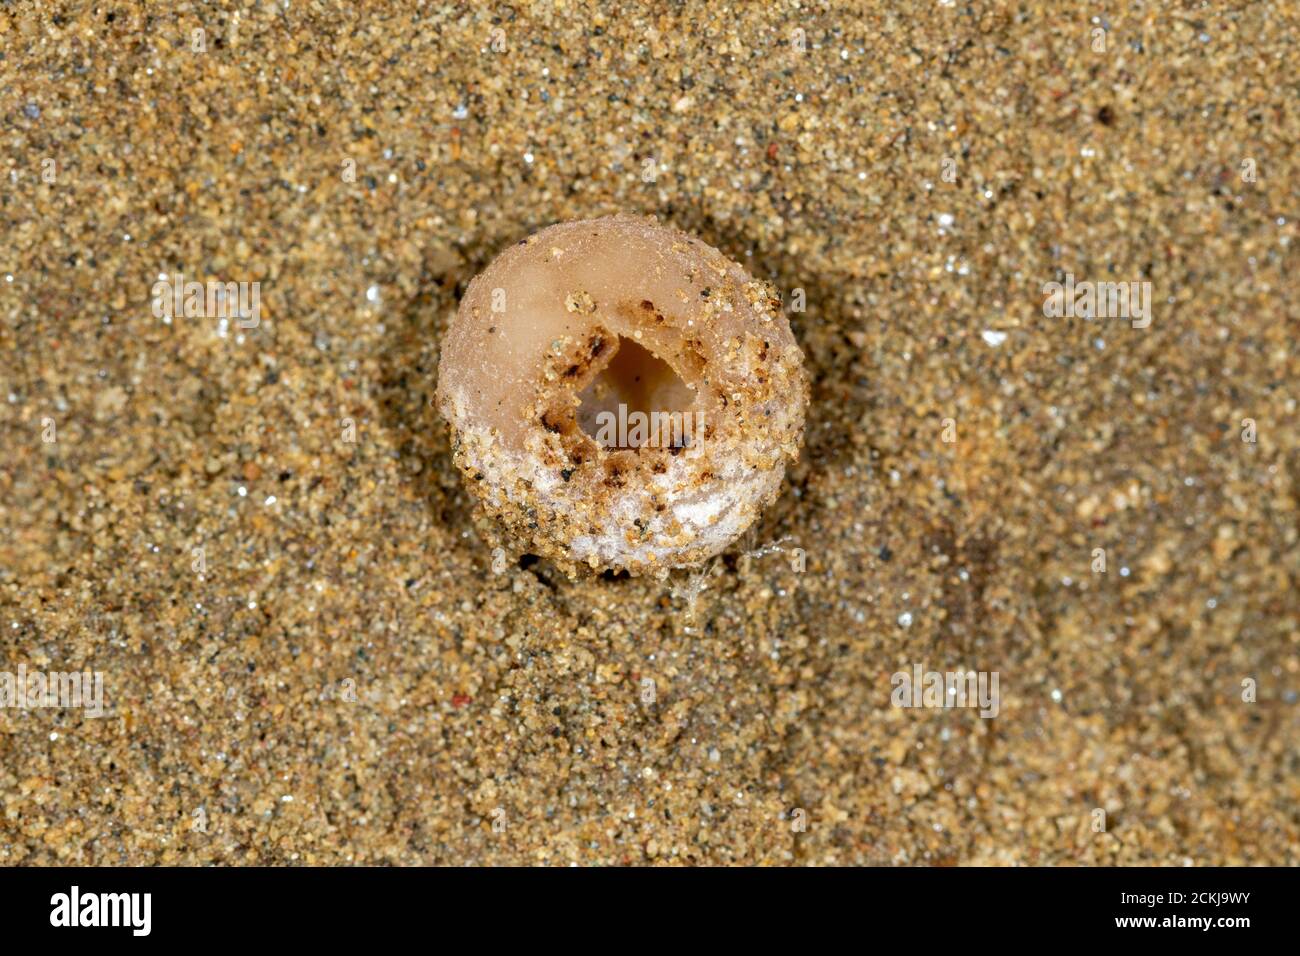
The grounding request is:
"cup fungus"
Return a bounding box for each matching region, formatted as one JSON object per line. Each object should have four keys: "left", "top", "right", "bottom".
{"left": 436, "top": 215, "right": 808, "bottom": 576}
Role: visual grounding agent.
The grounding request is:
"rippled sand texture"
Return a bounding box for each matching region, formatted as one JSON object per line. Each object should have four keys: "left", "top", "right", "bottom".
{"left": 1, "top": 2, "right": 1296, "bottom": 864}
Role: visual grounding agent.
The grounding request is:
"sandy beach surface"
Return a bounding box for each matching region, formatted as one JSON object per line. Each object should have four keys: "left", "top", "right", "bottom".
{"left": 1, "top": 1, "right": 1297, "bottom": 864}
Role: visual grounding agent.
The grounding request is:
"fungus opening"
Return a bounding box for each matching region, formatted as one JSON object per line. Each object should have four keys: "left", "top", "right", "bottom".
{"left": 576, "top": 337, "right": 698, "bottom": 450}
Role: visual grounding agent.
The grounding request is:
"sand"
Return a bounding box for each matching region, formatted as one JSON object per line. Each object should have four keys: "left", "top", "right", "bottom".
{"left": 0, "top": 1, "right": 1296, "bottom": 865}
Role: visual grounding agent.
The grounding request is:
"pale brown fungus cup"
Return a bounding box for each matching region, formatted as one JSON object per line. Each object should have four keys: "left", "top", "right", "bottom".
{"left": 436, "top": 215, "right": 809, "bottom": 576}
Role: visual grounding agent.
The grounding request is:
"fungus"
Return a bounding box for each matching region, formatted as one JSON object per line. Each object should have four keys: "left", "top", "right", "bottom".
{"left": 436, "top": 215, "right": 808, "bottom": 576}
